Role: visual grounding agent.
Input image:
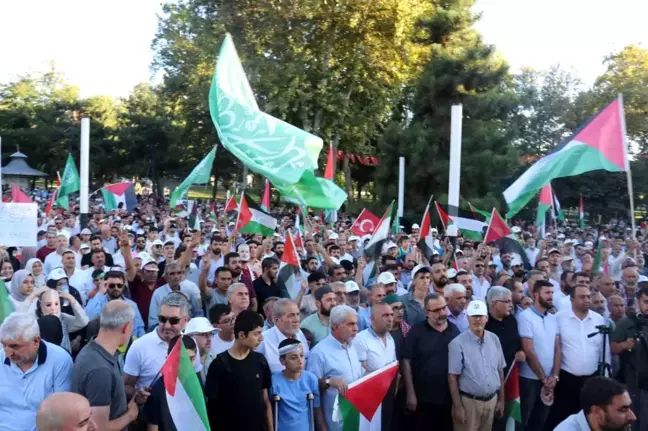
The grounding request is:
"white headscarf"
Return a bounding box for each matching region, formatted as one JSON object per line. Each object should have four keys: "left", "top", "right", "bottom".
{"left": 25, "top": 258, "right": 46, "bottom": 288}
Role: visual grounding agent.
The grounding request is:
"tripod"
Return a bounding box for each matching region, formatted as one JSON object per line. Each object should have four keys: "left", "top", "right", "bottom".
{"left": 588, "top": 324, "right": 612, "bottom": 377}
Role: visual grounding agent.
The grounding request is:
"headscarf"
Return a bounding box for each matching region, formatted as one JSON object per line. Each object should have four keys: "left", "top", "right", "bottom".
{"left": 20, "top": 247, "right": 37, "bottom": 269}
{"left": 10, "top": 269, "right": 32, "bottom": 303}
{"left": 25, "top": 258, "right": 46, "bottom": 288}
{"left": 38, "top": 315, "right": 63, "bottom": 346}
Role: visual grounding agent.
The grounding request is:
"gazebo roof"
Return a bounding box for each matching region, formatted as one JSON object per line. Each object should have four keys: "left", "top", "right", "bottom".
{"left": 2, "top": 151, "right": 48, "bottom": 177}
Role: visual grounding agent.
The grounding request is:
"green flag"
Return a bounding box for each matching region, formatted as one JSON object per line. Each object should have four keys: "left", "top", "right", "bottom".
{"left": 56, "top": 154, "right": 80, "bottom": 210}
{"left": 170, "top": 147, "right": 217, "bottom": 210}
{"left": 209, "top": 33, "right": 346, "bottom": 209}
{"left": 0, "top": 279, "right": 15, "bottom": 325}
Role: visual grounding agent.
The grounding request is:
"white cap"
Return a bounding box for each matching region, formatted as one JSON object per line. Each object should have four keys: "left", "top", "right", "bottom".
{"left": 562, "top": 256, "right": 574, "bottom": 263}
{"left": 142, "top": 258, "right": 159, "bottom": 268}
{"left": 412, "top": 264, "right": 431, "bottom": 280}
{"left": 447, "top": 268, "right": 458, "bottom": 278}
{"left": 544, "top": 232, "right": 554, "bottom": 239}
{"left": 599, "top": 236, "right": 607, "bottom": 241}
{"left": 557, "top": 233, "right": 566, "bottom": 239}
{"left": 329, "top": 232, "right": 340, "bottom": 240}
{"left": 381, "top": 241, "right": 397, "bottom": 254}
{"left": 348, "top": 235, "right": 360, "bottom": 242}
{"left": 585, "top": 241, "right": 594, "bottom": 248}
{"left": 81, "top": 228, "right": 92, "bottom": 235}
{"left": 548, "top": 248, "right": 561, "bottom": 255}
{"left": 80, "top": 243, "right": 90, "bottom": 251}
{"left": 377, "top": 272, "right": 397, "bottom": 285}
{"left": 137, "top": 252, "right": 152, "bottom": 262}
{"left": 431, "top": 228, "right": 438, "bottom": 233}
{"left": 151, "top": 239, "right": 164, "bottom": 247}
{"left": 564, "top": 239, "right": 575, "bottom": 245}
{"left": 511, "top": 257, "right": 523, "bottom": 267}
{"left": 512, "top": 226, "right": 522, "bottom": 234}
{"left": 184, "top": 317, "right": 216, "bottom": 335}
{"left": 47, "top": 267, "right": 68, "bottom": 282}
{"left": 411, "top": 223, "right": 420, "bottom": 229}
{"left": 466, "top": 300, "right": 488, "bottom": 316}
{"left": 345, "top": 280, "right": 360, "bottom": 293}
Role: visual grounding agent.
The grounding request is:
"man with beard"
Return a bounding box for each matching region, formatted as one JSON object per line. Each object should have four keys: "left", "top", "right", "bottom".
{"left": 402, "top": 293, "right": 460, "bottom": 431}
{"left": 225, "top": 252, "right": 258, "bottom": 312}
{"left": 498, "top": 252, "right": 513, "bottom": 274}
{"left": 84, "top": 270, "right": 145, "bottom": 337}
{"left": 272, "top": 241, "right": 285, "bottom": 261}
{"left": 199, "top": 236, "right": 226, "bottom": 284}
{"left": 80, "top": 236, "right": 115, "bottom": 268}
{"left": 301, "top": 286, "right": 335, "bottom": 346}
{"left": 511, "top": 257, "right": 525, "bottom": 282}
{"left": 503, "top": 278, "right": 525, "bottom": 316}
{"left": 517, "top": 280, "right": 561, "bottom": 431}
{"left": 257, "top": 299, "right": 310, "bottom": 373}
{"left": 400, "top": 254, "right": 417, "bottom": 287}
{"left": 445, "top": 283, "right": 469, "bottom": 332}
{"left": 456, "top": 270, "right": 475, "bottom": 301}
{"left": 472, "top": 258, "right": 491, "bottom": 300}
{"left": 548, "top": 248, "right": 563, "bottom": 282}
{"left": 133, "top": 234, "right": 147, "bottom": 256}
{"left": 555, "top": 377, "right": 635, "bottom": 431}
{"left": 401, "top": 265, "right": 433, "bottom": 326}
{"left": 525, "top": 236, "right": 540, "bottom": 268}
{"left": 357, "top": 283, "right": 387, "bottom": 331}
{"left": 430, "top": 261, "right": 449, "bottom": 294}
{"left": 253, "top": 257, "right": 289, "bottom": 318}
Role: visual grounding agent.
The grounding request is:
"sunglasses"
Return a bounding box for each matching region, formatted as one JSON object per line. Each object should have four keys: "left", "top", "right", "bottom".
{"left": 108, "top": 283, "right": 124, "bottom": 289}
{"left": 158, "top": 315, "right": 183, "bottom": 325}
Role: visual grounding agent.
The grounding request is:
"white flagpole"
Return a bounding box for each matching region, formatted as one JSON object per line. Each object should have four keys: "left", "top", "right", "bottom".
{"left": 0, "top": 136, "right": 3, "bottom": 196}
{"left": 80, "top": 118, "right": 90, "bottom": 227}
{"left": 448, "top": 105, "right": 463, "bottom": 245}
{"left": 397, "top": 156, "right": 405, "bottom": 220}
{"left": 619, "top": 94, "right": 636, "bottom": 242}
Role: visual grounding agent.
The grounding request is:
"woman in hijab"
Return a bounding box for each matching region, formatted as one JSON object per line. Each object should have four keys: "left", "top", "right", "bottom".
{"left": 1, "top": 259, "right": 14, "bottom": 292}
{"left": 38, "top": 314, "right": 64, "bottom": 346}
{"left": 25, "top": 258, "right": 46, "bottom": 288}
{"left": 20, "top": 246, "right": 37, "bottom": 269}
{"left": 36, "top": 289, "right": 89, "bottom": 353}
{"left": 8, "top": 269, "right": 48, "bottom": 312}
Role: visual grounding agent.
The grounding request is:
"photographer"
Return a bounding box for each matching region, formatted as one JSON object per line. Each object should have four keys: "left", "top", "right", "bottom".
{"left": 611, "top": 287, "right": 648, "bottom": 429}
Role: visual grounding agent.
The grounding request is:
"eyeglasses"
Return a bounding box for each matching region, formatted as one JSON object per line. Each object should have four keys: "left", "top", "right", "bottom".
{"left": 158, "top": 315, "right": 183, "bottom": 325}
{"left": 426, "top": 305, "right": 448, "bottom": 313}
{"left": 108, "top": 283, "right": 124, "bottom": 289}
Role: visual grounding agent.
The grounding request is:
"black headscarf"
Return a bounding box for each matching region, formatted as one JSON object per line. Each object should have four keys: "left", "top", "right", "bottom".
{"left": 38, "top": 315, "right": 63, "bottom": 346}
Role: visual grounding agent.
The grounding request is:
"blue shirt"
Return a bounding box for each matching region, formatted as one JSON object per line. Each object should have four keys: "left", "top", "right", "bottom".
{"left": 148, "top": 284, "right": 203, "bottom": 328}
{"left": 448, "top": 310, "right": 469, "bottom": 333}
{"left": 85, "top": 294, "right": 145, "bottom": 337}
{"left": 357, "top": 306, "right": 372, "bottom": 332}
{"left": 306, "top": 335, "right": 364, "bottom": 431}
{"left": 270, "top": 370, "right": 320, "bottom": 431}
{"left": 0, "top": 341, "right": 73, "bottom": 431}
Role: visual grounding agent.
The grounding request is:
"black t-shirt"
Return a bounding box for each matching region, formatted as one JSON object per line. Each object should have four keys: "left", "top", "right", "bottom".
{"left": 401, "top": 320, "right": 460, "bottom": 405}
{"left": 206, "top": 350, "right": 271, "bottom": 431}
{"left": 81, "top": 253, "right": 114, "bottom": 268}
{"left": 253, "top": 277, "right": 282, "bottom": 318}
{"left": 141, "top": 376, "right": 175, "bottom": 431}
{"left": 485, "top": 313, "right": 521, "bottom": 375}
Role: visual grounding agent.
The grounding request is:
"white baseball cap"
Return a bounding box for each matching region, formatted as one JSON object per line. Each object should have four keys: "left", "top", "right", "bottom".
{"left": 345, "top": 280, "right": 360, "bottom": 293}
{"left": 47, "top": 267, "right": 68, "bottom": 282}
{"left": 512, "top": 226, "right": 522, "bottom": 234}
{"left": 183, "top": 317, "right": 216, "bottom": 335}
{"left": 411, "top": 223, "right": 420, "bottom": 229}
{"left": 81, "top": 228, "right": 92, "bottom": 235}
{"left": 511, "top": 257, "right": 523, "bottom": 267}
{"left": 377, "top": 272, "right": 397, "bottom": 285}
{"left": 349, "top": 235, "right": 360, "bottom": 242}
{"left": 329, "top": 232, "right": 340, "bottom": 240}
{"left": 466, "top": 300, "right": 488, "bottom": 316}
{"left": 151, "top": 239, "right": 164, "bottom": 247}
{"left": 412, "top": 264, "right": 431, "bottom": 280}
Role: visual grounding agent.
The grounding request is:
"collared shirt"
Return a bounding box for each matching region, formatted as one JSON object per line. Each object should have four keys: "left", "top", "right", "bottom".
{"left": 354, "top": 328, "right": 396, "bottom": 372}
{"left": 401, "top": 320, "right": 460, "bottom": 405}
{"left": 554, "top": 288, "right": 570, "bottom": 311}
{"left": 448, "top": 329, "right": 506, "bottom": 397}
{"left": 554, "top": 410, "right": 592, "bottom": 431}
{"left": 525, "top": 247, "right": 539, "bottom": 267}
{"left": 123, "top": 329, "right": 168, "bottom": 389}
{"left": 270, "top": 370, "right": 321, "bottom": 431}
{"left": 400, "top": 269, "right": 412, "bottom": 288}
{"left": 556, "top": 308, "right": 610, "bottom": 376}
{"left": 485, "top": 313, "right": 521, "bottom": 376}
{"left": 306, "top": 335, "right": 363, "bottom": 431}
{"left": 448, "top": 309, "right": 469, "bottom": 333}
{"left": 300, "top": 312, "right": 331, "bottom": 347}
{"left": 85, "top": 294, "right": 145, "bottom": 337}
{"left": 357, "top": 306, "right": 372, "bottom": 332}
{"left": 472, "top": 275, "right": 491, "bottom": 300}
{"left": 147, "top": 283, "right": 203, "bottom": 329}
{"left": 517, "top": 306, "right": 559, "bottom": 380}
{"left": 400, "top": 292, "right": 426, "bottom": 327}
{"left": 0, "top": 341, "right": 73, "bottom": 431}
{"left": 257, "top": 326, "right": 310, "bottom": 374}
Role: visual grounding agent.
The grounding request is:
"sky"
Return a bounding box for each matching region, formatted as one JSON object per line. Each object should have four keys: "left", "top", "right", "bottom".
{"left": 1, "top": 0, "right": 647, "bottom": 98}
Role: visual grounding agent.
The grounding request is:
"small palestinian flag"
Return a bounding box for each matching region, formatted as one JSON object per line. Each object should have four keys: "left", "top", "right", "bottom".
{"left": 101, "top": 182, "right": 137, "bottom": 212}
{"left": 535, "top": 184, "right": 553, "bottom": 238}
{"left": 11, "top": 185, "right": 32, "bottom": 203}
{"left": 505, "top": 364, "right": 521, "bottom": 431}
{"left": 467, "top": 201, "right": 491, "bottom": 221}
{"left": 161, "top": 338, "right": 210, "bottom": 431}
{"left": 0, "top": 279, "right": 15, "bottom": 326}
{"left": 418, "top": 196, "right": 437, "bottom": 260}
{"left": 435, "top": 202, "right": 486, "bottom": 241}
{"left": 364, "top": 201, "right": 394, "bottom": 259}
{"left": 209, "top": 201, "right": 218, "bottom": 222}
{"left": 552, "top": 190, "right": 565, "bottom": 221}
{"left": 277, "top": 231, "right": 302, "bottom": 299}
{"left": 225, "top": 194, "right": 238, "bottom": 220}
{"left": 579, "top": 195, "right": 585, "bottom": 229}
{"left": 333, "top": 362, "right": 399, "bottom": 430}
{"left": 484, "top": 209, "right": 530, "bottom": 269}
{"left": 236, "top": 193, "right": 277, "bottom": 236}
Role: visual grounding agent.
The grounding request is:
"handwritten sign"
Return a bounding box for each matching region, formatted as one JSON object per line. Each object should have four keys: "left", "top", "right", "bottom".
{"left": 0, "top": 203, "right": 37, "bottom": 247}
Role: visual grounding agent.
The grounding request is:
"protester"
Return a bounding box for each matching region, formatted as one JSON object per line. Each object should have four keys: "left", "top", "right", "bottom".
{"left": 401, "top": 264, "right": 431, "bottom": 326}
{"left": 444, "top": 283, "right": 469, "bottom": 333}
{"left": 36, "top": 392, "right": 96, "bottom": 431}
{"left": 208, "top": 304, "right": 235, "bottom": 357}
{"left": 184, "top": 317, "right": 217, "bottom": 383}
{"left": 300, "top": 285, "right": 334, "bottom": 346}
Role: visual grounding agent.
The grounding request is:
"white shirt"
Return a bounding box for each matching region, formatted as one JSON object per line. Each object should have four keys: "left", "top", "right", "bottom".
{"left": 210, "top": 329, "right": 235, "bottom": 356}
{"left": 354, "top": 328, "right": 396, "bottom": 373}
{"left": 66, "top": 268, "right": 92, "bottom": 305}
{"left": 525, "top": 247, "right": 539, "bottom": 266}
{"left": 517, "top": 307, "right": 560, "bottom": 380}
{"left": 43, "top": 251, "right": 63, "bottom": 276}
{"left": 554, "top": 289, "right": 569, "bottom": 311}
{"left": 472, "top": 275, "right": 491, "bottom": 300}
{"left": 257, "top": 325, "right": 310, "bottom": 374}
{"left": 556, "top": 308, "right": 610, "bottom": 376}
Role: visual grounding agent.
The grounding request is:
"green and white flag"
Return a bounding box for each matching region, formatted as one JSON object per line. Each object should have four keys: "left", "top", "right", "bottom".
{"left": 552, "top": 191, "right": 565, "bottom": 221}
{"left": 56, "top": 154, "right": 80, "bottom": 210}
{"left": 209, "top": 33, "right": 346, "bottom": 209}
{"left": 170, "top": 146, "right": 217, "bottom": 210}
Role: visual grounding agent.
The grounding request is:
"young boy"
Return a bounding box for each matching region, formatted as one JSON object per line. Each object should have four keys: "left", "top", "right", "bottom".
{"left": 271, "top": 338, "right": 324, "bottom": 431}
{"left": 206, "top": 310, "right": 273, "bottom": 431}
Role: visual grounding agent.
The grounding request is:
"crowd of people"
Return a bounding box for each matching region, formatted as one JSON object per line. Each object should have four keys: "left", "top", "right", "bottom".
{"left": 0, "top": 196, "right": 646, "bottom": 431}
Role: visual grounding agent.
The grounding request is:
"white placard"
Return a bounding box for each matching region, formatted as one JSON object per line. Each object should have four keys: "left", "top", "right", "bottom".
{"left": 0, "top": 203, "right": 38, "bottom": 247}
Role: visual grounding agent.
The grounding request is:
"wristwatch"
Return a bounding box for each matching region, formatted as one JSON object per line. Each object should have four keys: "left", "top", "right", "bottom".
{"left": 325, "top": 378, "right": 331, "bottom": 388}
{"left": 551, "top": 374, "right": 560, "bottom": 382}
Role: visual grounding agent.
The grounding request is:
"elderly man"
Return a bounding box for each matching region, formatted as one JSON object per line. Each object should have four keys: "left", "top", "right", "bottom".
{"left": 36, "top": 392, "right": 96, "bottom": 431}
{"left": 472, "top": 258, "right": 491, "bottom": 300}
{"left": 445, "top": 283, "right": 469, "bottom": 333}
{"left": 301, "top": 286, "right": 335, "bottom": 347}
{"left": 357, "top": 283, "right": 387, "bottom": 331}
{"left": 307, "top": 305, "right": 363, "bottom": 431}
{"left": 257, "top": 299, "right": 310, "bottom": 373}
{"left": 0, "top": 312, "right": 73, "bottom": 431}
{"left": 401, "top": 293, "right": 460, "bottom": 431}
{"left": 148, "top": 262, "right": 202, "bottom": 328}
{"left": 227, "top": 282, "right": 251, "bottom": 315}
{"left": 448, "top": 300, "right": 506, "bottom": 431}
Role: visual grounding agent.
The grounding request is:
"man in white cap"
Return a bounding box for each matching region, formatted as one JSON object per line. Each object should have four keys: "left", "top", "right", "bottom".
{"left": 184, "top": 317, "right": 217, "bottom": 383}
{"left": 449, "top": 300, "right": 506, "bottom": 431}
{"left": 411, "top": 223, "right": 420, "bottom": 238}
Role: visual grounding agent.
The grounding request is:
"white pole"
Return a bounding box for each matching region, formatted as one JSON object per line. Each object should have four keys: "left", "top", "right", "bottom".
{"left": 80, "top": 117, "right": 90, "bottom": 217}
{"left": 448, "top": 105, "right": 463, "bottom": 220}
{"left": 397, "top": 157, "right": 405, "bottom": 218}
{"left": 0, "top": 136, "right": 3, "bottom": 195}
{"left": 619, "top": 94, "right": 636, "bottom": 242}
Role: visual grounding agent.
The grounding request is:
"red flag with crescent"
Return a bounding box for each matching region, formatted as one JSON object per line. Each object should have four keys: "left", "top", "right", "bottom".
{"left": 351, "top": 209, "right": 380, "bottom": 236}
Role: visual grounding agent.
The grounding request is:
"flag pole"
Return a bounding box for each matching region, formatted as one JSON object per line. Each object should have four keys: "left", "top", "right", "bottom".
{"left": 419, "top": 194, "right": 434, "bottom": 242}
{"left": 448, "top": 105, "right": 463, "bottom": 251}
{"left": 619, "top": 94, "right": 636, "bottom": 242}
{"left": 80, "top": 117, "right": 90, "bottom": 229}
{"left": 0, "top": 136, "right": 3, "bottom": 197}
{"left": 397, "top": 157, "right": 405, "bottom": 225}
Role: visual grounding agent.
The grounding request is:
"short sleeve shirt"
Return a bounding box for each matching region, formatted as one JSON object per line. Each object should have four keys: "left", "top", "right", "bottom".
{"left": 270, "top": 370, "right": 321, "bottom": 431}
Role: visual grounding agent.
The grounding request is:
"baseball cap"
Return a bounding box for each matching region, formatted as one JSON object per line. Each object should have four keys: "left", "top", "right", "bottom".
{"left": 80, "top": 243, "right": 90, "bottom": 251}
{"left": 584, "top": 240, "right": 594, "bottom": 248}
{"left": 412, "top": 264, "right": 431, "bottom": 280}
{"left": 381, "top": 242, "right": 397, "bottom": 254}
{"left": 377, "top": 272, "right": 397, "bottom": 285}
{"left": 466, "top": 300, "right": 488, "bottom": 316}
{"left": 47, "top": 267, "right": 68, "bottom": 282}
{"left": 562, "top": 256, "right": 574, "bottom": 263}
{"left": 345, "top": 280, "right": 360, "bottom": 293}
{"left": 557, "top": 233, "right": 566, "bottom": 239}
{"left": 512, "top": 226, "right": 522, "bottom": 234}
{"left": 184, "top": 317, "right": 216, "bottom": 335}
{"left": 411, "top": 223, "right": 420, "bottom": 229}
{"left": 329, "top": 232, "right": 340, "bottom": 240}
{"left": 81, "top": 228, "right": 92, "bottom": 235}
{"left": 511, "top": 257, "right": 523, "bottom": 267}
{"left": 151, "top": 239, "right": 164, "bottom": 248}
{"left": 564, "top": 239, "right": 575, "bottom": 245}
{"left": 599, "top": 236, "right": 607, "bottom": 241}
{"left": 348, "top": 235, "right": 360, "bottom": 242}
{"left": 548, "top": 248, "right": 561, "bottom": 255}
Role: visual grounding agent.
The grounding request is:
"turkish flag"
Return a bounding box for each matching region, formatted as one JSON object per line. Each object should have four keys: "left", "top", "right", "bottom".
{"left": 351, "top": 209, "right": 380, "bottom": 236}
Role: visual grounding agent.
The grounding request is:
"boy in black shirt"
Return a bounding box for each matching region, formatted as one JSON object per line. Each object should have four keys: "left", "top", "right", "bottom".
{"left": 206, "top": 310, "right": 273, "bottom": 430}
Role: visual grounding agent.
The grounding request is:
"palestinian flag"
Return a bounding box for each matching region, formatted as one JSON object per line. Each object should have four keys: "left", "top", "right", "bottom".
{"left": 467, "top": 201, "right": 491, "bottom": 222}
{"left": 277, "top": 231, "right": 302, "bottom": 299}
{"left": 535, "top": 184, "right": 552, "bottom": 238}
{"left": 364, "top": 201, "right": 394, "bottom": 259}
{"left": 484, "top": 209, "right": 530, "bottom": 269}
{"left": 0, "top": 279, "right": 15, "bottom": 326}
{"left": 504, "top": 97, "right": 628, "bottom": 218}
{"left": 101, "top": 182, "right": 137, "bottom": 211}
{"left": 45, "top": 173, "right": 62, "bottom": 217}
{"left": 188, "top": 201, "right": 201, "bottom": 231}
{"left": 11, "top": 185, "right": 32, "bottom": 203}
{"left": 333, "top": 362, "right": 398, "bottom": 430}
{"left": 505, "top": 364, "right": 521, "bottom": 431}
{"left": 418, "top": 196, "right": 437, "bottom": 260}
{"left": 225, "top": 194, "right": 238, "bottom": 220}
{"left": 261, "top": 179, "right": 271, "bottom": 212}
{"left": 552, "top": 190, "right": 564, "bottom": 221}
{"left": 161, "top": 338, "right": 210, "bottom": 431}
{"left": 294, "top": 214, "right": 304, "bottom": 249}
{"left": 209, "top": 201, "right": 218, "bottom": 222}
{"left": 435, "top": 202, "right": 486, "bottom": 241}
{"left": 579, "top": 195, "right": 585, "bottom": 228}
{"left": 236, "top": 193, "right": 277, "bottom": 236}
